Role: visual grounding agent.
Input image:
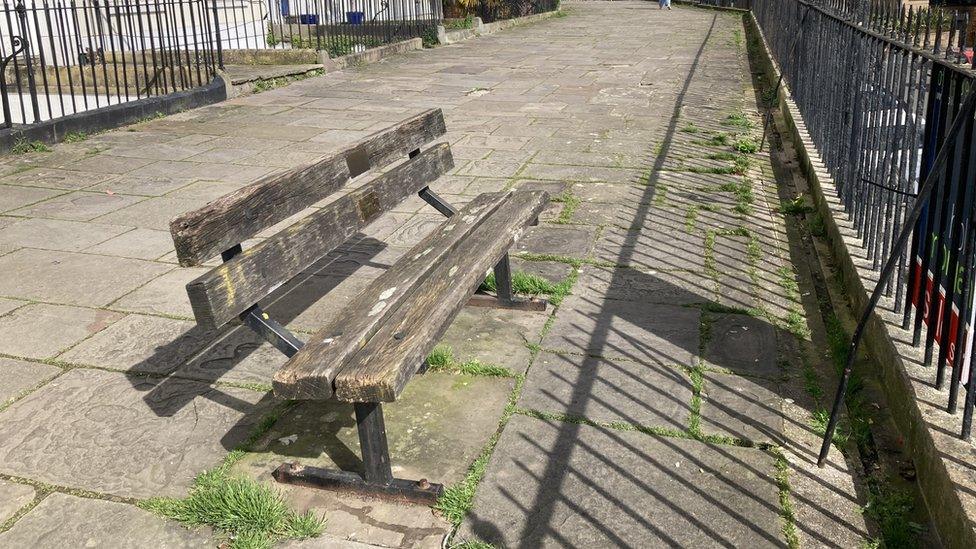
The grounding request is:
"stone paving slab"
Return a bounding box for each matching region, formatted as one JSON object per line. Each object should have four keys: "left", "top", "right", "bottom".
{"left": 0, "top": 249, "right": 171, "bottom": 307}
{"left": 0, "top": 218, "right": 130, "bottom": 253}
{"left": 703, "top": 313, "right": 783, "bottom": 379}
{"left": 9, "top": 190, "right": 145, "bottom": 221}
{"left": 457, "top": 415, "right": 785, "bottom": 547}
{"left": 0, "top": 493, "right": 212, "bottom": 547}
{"left": 701, "top": 371, "right": 785, "bottom": 446}
{"left": 0, "top": 357, "right": 61, "bottom": 406}
{"left": 0, "top": 479, "right": 35, "bottom": 524}
{"left": 59, "top": 314, "right": 212, "bottom": 374}
{"left": 0, "top": 303, "right": 122, "bottom": 360}
{"left": 520, "top": 351, "right": 691, "bottom": 430}
{"left": 438, "top": 306, "right": 549, "bottom": 375}
{"left": 0, "top": 368, "right": 271, "bottom": 498}
{"left": 516, "top": 225, "right": 597, "bottom": 258}
{"left": 543, "top": 294, "right": 700, "bottom": 367}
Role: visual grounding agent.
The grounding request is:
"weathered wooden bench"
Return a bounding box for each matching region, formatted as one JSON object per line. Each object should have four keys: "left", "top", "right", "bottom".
{"left": 169, "top": 108, "right": 549, "bottom": 504}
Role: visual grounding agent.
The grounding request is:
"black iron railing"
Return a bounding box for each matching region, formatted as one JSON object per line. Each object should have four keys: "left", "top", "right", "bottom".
{"left": 443, "top": 0, "right": 557, "bottom": 25}
{"left": 0, "top": 0, "right": 221, "bottom": 128}
{"left": 753, "top": 0, "right": 976, "bottom": 445}
{"left": 220, "top": 0, "right": 442, "bottom": 57}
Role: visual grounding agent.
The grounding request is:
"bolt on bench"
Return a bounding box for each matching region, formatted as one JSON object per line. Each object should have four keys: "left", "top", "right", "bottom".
{"left": 168, "top": 109, "right": 549, "bottom": 504}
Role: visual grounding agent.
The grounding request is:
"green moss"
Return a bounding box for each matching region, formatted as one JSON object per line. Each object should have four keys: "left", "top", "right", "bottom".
{"left": 733, "top": 137, "right": 759, "bottom": 154}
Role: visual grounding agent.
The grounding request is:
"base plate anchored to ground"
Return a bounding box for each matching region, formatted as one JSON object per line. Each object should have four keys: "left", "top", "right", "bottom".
{"left": 467, "top": 293, "right": 548, "bottom": 311}
{"left": 272, "top": 462, "right": 445, "bottom": 505}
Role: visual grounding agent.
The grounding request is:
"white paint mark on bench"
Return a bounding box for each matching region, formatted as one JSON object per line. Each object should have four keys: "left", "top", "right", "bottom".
{"left": 448, "top": 265, "right": 458, "bottom": 277}
{"left": 379, "top": 287, "right": 397, "bottom": 300}
{"left": 413, "top": 248, "right": 434, "bottom": 260}
{"left": 368, "top": 301, "right": 387, "bottom": 317}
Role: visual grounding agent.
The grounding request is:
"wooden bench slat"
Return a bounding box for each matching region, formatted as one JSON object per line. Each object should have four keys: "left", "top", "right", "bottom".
{"left": 185, "top": 143, "right": 456, "bottom": 331}
{"left": 332, "top": 190, "right": 549, "bottom": 402}
{"left": 272, "top": 191, "right": 516, "bottom": 400}
{"left": 170, "top": 108, "right": 447, "bottom": 266}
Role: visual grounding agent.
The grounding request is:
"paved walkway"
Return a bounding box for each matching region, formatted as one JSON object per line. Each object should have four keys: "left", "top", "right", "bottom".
{"left": 0, "top": 2, "right": 869, "bottom": 547}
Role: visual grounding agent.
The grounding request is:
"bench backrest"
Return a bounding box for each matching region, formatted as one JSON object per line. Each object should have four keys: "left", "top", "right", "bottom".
{"left": 169, "top": 109, "right": 452, "bottom": 331}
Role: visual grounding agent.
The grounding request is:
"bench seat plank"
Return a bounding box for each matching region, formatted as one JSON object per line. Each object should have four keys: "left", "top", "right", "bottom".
{"left": 185, "top": 143, "right": 455, "bottom": 330}
{"left": 170, "top": 108, "right": 446, "bottom": 266}
{"left": 332, "top": 190, "right": 549, "bottom": 402}
{"left": 272, "top": 191, "right": 517, "bottom": 400}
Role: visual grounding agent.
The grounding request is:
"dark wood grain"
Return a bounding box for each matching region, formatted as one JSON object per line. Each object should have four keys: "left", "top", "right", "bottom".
{"left": 332, "top": 190, "right": 549, "bottom": 402}
{"left": 185, "top": 143, "right": 455, "bottom": 330}
{"left": 272, "top": 191, "right": 516, "bottom": 400}
{"left": 169, "top": 108, "right": 446, "bottom": 266}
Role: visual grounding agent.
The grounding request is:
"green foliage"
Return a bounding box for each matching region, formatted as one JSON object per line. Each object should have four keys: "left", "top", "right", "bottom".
{"left": 480, "top": 269, "right": 574, "bottom": 306}
{"left": 422, "top": 27, "right": 439, "bottom": 48}
{"left": 733, "top": 137, "right": 759, "bottom": 154}
{"left": 862, "top": 484, "right": 922, "bottom": 548}
{"left": 680, "top": 122, "right": 701, "bottom": 134}
{"left": 708, "top": 132, "right": 731, "bottom": 147}
{"left": 427, "top": 344, "right": 454, "bottom": 367}
{"left": 446, "top": 15, "right": 475, "bottom": 29}
{"left": 140, "top": 462, "right": 324, "bottom": 549}
{"left": 552, "top": 190, "right": 581, "bottom": 224}
{"left": 63, "top": 131, "right": 88, "bottom": 143}
{"left": 11, "top": 138, "right": 51, "bottom": 154}
{"left": 425, "top": 345, "right": 515, "bottom": 377}
{"left": 719, "top": 179, "right": 754, "bottom": 215}
{"left": 722, "top": 112, "right": 753, "bottom": 129}
{"left": 780, "top": 196, "right": 813, "bottom": 215}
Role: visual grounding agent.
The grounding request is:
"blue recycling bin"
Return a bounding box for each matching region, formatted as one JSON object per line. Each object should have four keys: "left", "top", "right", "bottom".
{"left": 299, "top": 13, "right": 319, "bottom": 24}
{"left": 346, "top": 11, "right": 365, "bottom": 24}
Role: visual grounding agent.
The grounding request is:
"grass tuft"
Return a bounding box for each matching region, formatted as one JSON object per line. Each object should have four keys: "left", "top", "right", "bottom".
{"left": 140, "top": 463, "right": 324, "bottom": 549}
{"left": 733, "top": 137, "right": 759, "bottom": 154}
{"left": 11, "top": 138, "right": 51, "bottom": 154}
{"left": 63, "top": 131, "right": 88, "bottom": 143}
{"left": 481, "top": 269, "right": 575, "bottom": 306}
{"left": 426, "top": 345, "right": 515, "bottom": 377}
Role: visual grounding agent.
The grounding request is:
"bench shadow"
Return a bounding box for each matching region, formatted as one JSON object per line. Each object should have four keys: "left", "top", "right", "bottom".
{"left": 128, "top": 233, "right": 395, "bottom": 451}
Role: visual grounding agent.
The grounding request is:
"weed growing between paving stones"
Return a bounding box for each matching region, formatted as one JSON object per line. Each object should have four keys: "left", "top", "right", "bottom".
{"left": 772, "top": 449, "right": 801, "bottom": 549}
{"left": 550, "top": 190, "right": 581, "bottom": 224}
{"left": 779, "top": 196, "right": 813, "bottom": 215}
{"left": 680, "top": 122, "right": 701, "bottom": 133}
{"left": 733, "top": 137, "right": 759, "bottom": 154}
{"left": 436, "top": 374, "right": 527, "bottom": 525}
{"left": 11, "top": 138, "right": 51, "bottom": 154}
{"left": 141, "top": 403, "right": 323, "bottom": 548}
{"left": 480, "top": 269, "right": 574, "bottom": 306}
{"left": 723, "top": 111, "right": 753, "bottom": 129}
{"left": 140, "top": 462, "right": 323, "bottom": 549}
{"left": 426, "top": 345, "right": 515, "bottom": 377}
{"left": 515, "top": 408, "right": 689, "bottom": 439}
{"left": 63, "top": 131, "right": 88, "bottom": 143}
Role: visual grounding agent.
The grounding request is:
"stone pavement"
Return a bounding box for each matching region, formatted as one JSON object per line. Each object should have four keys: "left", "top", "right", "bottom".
{"left": 0, "top": 2, "right": 870, "bottom": 547}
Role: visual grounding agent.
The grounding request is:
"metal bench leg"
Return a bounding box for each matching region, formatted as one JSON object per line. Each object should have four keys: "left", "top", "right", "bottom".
{"left": 468, "top": 252, "right": 548, "bottom": 312}
{"left": 272, "top": 402, "right": 444, "bottom": 505}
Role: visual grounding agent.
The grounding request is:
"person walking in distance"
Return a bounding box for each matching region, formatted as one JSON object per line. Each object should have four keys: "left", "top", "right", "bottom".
{"left": 660, "top": 0, "right": 672, "bottom": 9}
